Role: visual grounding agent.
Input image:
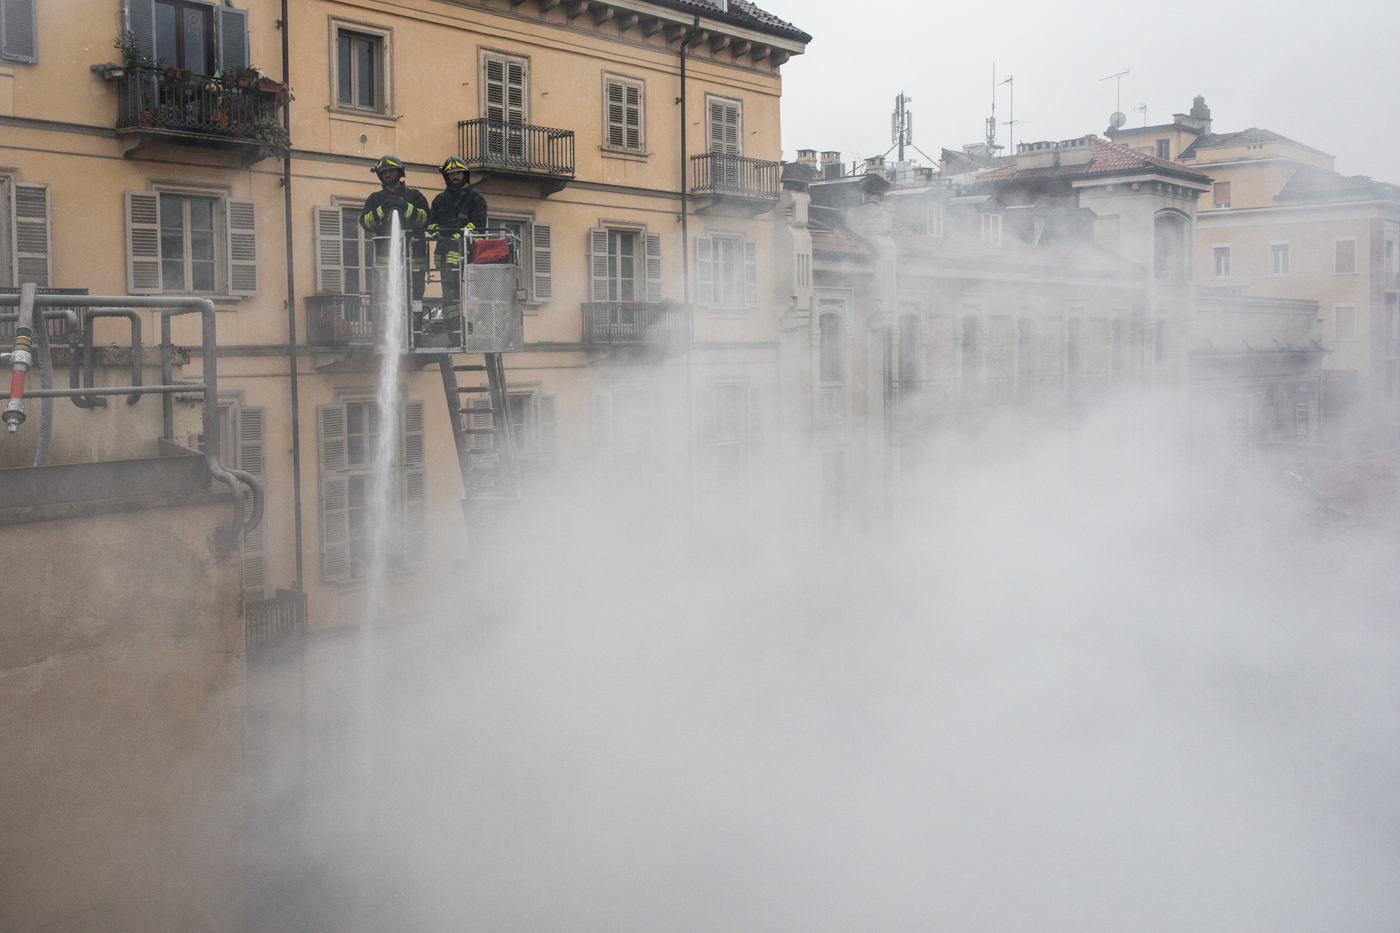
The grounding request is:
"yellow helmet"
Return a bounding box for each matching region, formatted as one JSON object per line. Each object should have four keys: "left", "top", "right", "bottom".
{"left": 440, "top": 156, "right": 470, "bottom": 184}
{"left": 370, "top": 155, "right": 406, "bottom": 178}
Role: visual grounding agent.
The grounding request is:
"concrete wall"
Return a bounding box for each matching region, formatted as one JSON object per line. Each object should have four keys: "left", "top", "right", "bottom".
{"left": 0, "top": 492, "right": 246, "bottom": 933}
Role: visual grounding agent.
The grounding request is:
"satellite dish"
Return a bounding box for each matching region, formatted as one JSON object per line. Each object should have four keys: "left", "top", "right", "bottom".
{"left": 1109, "top": 111, "right": 1127, "bottom": 129}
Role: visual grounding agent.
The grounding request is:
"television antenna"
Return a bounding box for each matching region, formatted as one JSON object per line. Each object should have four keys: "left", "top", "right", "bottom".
{"left": 999, "top": 74, "right": 1016, "bottom": 152}
{"left": 1133, "top": 102, "right": 1147, "bottom": 127}
{"left": 1101, "top": 69, "right": 1129, "bottom": 128}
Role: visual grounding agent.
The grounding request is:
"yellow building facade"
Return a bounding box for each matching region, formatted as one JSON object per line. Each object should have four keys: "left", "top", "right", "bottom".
{"left": 0, "top": 0, "right": 808, "bottom": 627}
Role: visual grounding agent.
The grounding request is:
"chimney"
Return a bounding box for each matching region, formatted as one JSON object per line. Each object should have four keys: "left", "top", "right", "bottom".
{"left": 1190, "top": 95, "right": 1212, "bottom": 133}
{"left": 820, "top": 150, "right": 842, "bottom": 180}
{"left": 796, "top": 148, "right": 818, "bottom": 170}
{"left": 864, "top": 155, "right": 886, "bottom": 178}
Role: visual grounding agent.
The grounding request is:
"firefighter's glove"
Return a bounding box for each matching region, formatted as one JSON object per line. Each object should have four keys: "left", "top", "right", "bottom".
{"left": 384, "top": 195, "right": 408, "bottom": 215}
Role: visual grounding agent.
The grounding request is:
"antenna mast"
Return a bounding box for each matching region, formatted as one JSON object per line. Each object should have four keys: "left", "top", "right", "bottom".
{"left": 1101, "top": 69, "right": 1130, "bottom": 114}
{"left": 985, "top": 63, "right": 997, "bottom": 150}
{"left": 999, "top": 74, "right": 1015, "bottom": 152}
{"left": 891, "top": 92, "right": 913, "bottom": 163}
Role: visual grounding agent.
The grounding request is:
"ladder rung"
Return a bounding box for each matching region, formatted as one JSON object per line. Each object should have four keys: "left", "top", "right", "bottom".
{"left": 452, "top": 364, "right": 487, "bottom": 372}
{"left": 457, "top": 385, "right": 490, "bottom": 393}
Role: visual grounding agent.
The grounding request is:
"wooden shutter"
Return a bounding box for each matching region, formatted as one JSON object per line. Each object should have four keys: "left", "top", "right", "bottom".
{"left": 695, "top": 237, "right": 713, "bottom": 306}
{"left": 125, "top": 190, "right": 162, "bottom": 295}
{"left": 624, "top": 82, "right": 641, "bottom": 150}
{"left": 13, "top": 182, "right": 49, "bottom": 287}
{"left": 604, "top": 77, "right": 642, "bottom": 150}
{"left": 589, "top": 227, "right": 610, "bottom": 301}
{"left": 317, "top": 404, "right": 351, "bottom": 583}
{"left": 216, "top": 6, "right": 249, "bottom": 72}
{"left": 1, "top": 0, "right": 37, "bottom": 63}
{"left": 313, "top": 206, "right": 345, "bottom": 293}
{"left": 707, "top": 98, "right": 740, "bottom": 156}
{"left": 236, "top": 406, "right": 266, "bottom": 600}
{"left": 467, "top": 397, "right": 493, "bottom": 451}
{"left": 123, "top": 0, "right": 155, "bottom": 62}
{"left": 226, "top": 198, "right": 257, "bottom": 296}
{"left": 743, "top": 240, "right": 758, "bottom": 308}
{"left": 531, "top": 222, "right": 552, "bottom": 302}
{"left": 400, "top": 400, "right": 426, "bottom": 568}
{"left": 592, "top": 393, "right": 612, "bottom": 451}
{"left": 645, "top": 232, "right": 662, "bottom": 303}
{"left": 484, "top": 55, "right": 526, "bottom": 124}
{"left": 538, "top": 394, "right": 556, "bottom": 457}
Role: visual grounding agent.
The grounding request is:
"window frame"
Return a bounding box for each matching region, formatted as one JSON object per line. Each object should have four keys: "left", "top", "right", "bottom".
{"left": 697, "top": 234, "right": 756, "bottom": 310}
{"left": 154, "top": 0, "right": 218, "bottom": 75}
{"left": 158, "top": 192, "right": 221, "bottom": 295}
{"left": 480, "top": 49, "right": 530, "bottom": 126}
{"left": 1213, "top": 181, "right": 1231, "bottom": 209}
{"left": 329, "top": 18, "right": 392, "bottom": 116}
{"left": 981, "top": 212, "right": 1002, "bottom": 246}
{"left": 0, "top": 0, "right": 38, "bottom": 64}
{"left": 1155, "top": 139, "right": 1170, "bottom": 160}
{"left": 1269, "top": 241, "right": 1290, "bottom": 276}
{"left": 1212, "top": 244, "right": 1232, "bottom": 278}
{"left": 704, "top": 93, "right": 743, "bottom": 157}
{"left": 1334, "top": 303, "right": 1357, "bottom": 342}
{"left": 601, "top": 72, "right": 646, "bottom": 155}
{"left": 1335, "top": 236, "right": 1358, "bottom": 275}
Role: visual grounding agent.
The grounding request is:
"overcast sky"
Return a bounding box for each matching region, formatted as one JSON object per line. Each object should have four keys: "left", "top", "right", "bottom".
{"left": 769, "top": 0, "right": 1399, "bottom": 180}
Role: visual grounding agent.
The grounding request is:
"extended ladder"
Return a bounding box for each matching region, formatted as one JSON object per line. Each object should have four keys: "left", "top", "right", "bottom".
{"left": 438, "top": 351, "right": 521, "bottom": 520}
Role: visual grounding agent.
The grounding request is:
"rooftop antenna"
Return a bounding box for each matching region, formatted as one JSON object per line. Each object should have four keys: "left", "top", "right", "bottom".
{"left": 999, "top": 74, "right": 1015, "bottom": 152}
{"left": 985, "top": 63, "right": 998, "bottom": 151}
{"left": 891, "top": 91, "right": 913, "bottom": 163}
{"left": 1101, "top": 69, "right": 1129, "bottom": 130}
{"left": 1134, "top": 102, "right": 1147, "bottom": 127}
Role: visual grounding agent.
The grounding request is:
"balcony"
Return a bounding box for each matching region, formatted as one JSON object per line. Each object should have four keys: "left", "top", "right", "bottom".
{"left": 115, "top": 68, "right": 287, "bottom": 163}
{"left": 690, "top": 152, "right": 781, "bottom": 217}
{"left": 305, "top": 294, "right": 375, "bottom": 350}
{"left": 458, "top": 119, "right": 575, "bottom": 196}
{"left": 582, "top": 302, "right": 690, "bottom": 347}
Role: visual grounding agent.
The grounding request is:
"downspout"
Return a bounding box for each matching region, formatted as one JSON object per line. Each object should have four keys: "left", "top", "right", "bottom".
{"left": 680, "top": 18, "right": 696, "bottom": 486}
{"left": 280, "top": 0, "right": 305, "bottom": 591}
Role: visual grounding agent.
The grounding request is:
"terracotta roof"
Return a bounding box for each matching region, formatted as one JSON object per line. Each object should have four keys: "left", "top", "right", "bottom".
{"left": 653, "top": 0, "right": 811, "bottom": 41}
{"left": 808, "top": 219, "right": 873, "bottom": 259}
{"left": 1177, "top": 127, "right": 1296, "bottom": 158}
{"left": 975, "top": 136, "right": 1209, "bottom": 184}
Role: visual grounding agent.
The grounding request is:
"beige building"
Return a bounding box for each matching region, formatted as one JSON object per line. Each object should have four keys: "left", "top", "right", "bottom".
{"left": 1110, "top": 98, "right": 1400, "bottom": 437}
{"left": 0, "top": 0, "right": 808, "bottom": 627}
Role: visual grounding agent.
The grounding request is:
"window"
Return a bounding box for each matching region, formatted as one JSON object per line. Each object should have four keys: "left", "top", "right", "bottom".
{"left": 336, "top": 28, "right": 383, "bottom": 111}
{"left": 1155, "top": 139, "right": 1170, "bottom": 160}
{"left": 1385, "top": 236, "right": 1397, "bottom": 285}
{"left": 311, "top": 204, "right": 375, "bottom": 294}
{"left": 160, "top": 194, "right": 217, "bottom": 293}
{"left": 483, "top": 54, "right": 527, "bottom": 125}
{"left": 981, "top": 213, "right": 1002, "bottom": 246}
{"left": 818, "top": 312, "right": 843, "bottom": 384}
{"left": 589, "top": 227, "right": 660, "bottom": 304}
{"left": 126, "top": 190, "right": 257, "bottom": 296}
{"left": 706, "top": 96, "right": 742, "bottom": 157}
{"left": 698, "top": 382, "right": 758, "bottom": 483}
{"left": 1067, "top": 317, "right": 1081, "bottom": 375}
{"left": 506, "top": 390, "right": 556, "bottom": 482}
{"left": 1334, "top": 304, "right": 1357, "bottom": 341}
{"left": 1270, "top": 242, "right": 1290, "bottom": 276}
{"left": 1335, "top": 237, "right": 1357, "bottom": 275}
{"left": 603, "top": 75, "right": 644, "bottom": 152}
{"left": 0, "top": 0, "right": 37, "bottom": 63}
{"left": 1213, "top": 182, "right": 1231, "bottom": 209}
{"left": 592, "top": 387, "right": 662, "bottom": 479}
{"left": 927, "top": 201, "right": 944, "bottom": 238}
{"left": 317, "top": 399, "right": 425, "bottom": 582}
{"left": 696, "top": 236, "right": 756, "bottom": 309}
{"left": 961, "top": 314, "right": 979, "bottom": 377}
{"left": 1154, "top": 213, "right": 1187, "bottom": 281}
{"left": 125, "top": 1, "right": 248, "bottom": 74}
{"left": 0, "top": 178, "right": 50, "bottom": 287}
{"left": 897, "top": 314, "right": 919, "bottom": 387}
{"left": 1212, "top": 244, "right": 1231, "bottom": 278}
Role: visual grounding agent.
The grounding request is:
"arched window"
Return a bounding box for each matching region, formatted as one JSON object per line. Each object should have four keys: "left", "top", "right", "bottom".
{"left": 1154, "top": 213, "right": 1188, "bottom": 281}
{"left": 819, "top": 312, "right": 843, "bottom": 384}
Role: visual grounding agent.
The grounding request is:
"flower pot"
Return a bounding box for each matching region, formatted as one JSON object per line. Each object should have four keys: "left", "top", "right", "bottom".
{"left": 237, "top": 77, "right": 251, "bottom": 88}
{"left": 221, "top": 74, "right": 235, "bottom": 89}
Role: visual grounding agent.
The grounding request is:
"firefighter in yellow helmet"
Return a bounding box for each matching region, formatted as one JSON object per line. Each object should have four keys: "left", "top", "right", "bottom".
{"left": 360, "top": 155, "right": 430, "bottom": 300}
{"left": 426, "top": 157, "right": 488, "bottom": 326}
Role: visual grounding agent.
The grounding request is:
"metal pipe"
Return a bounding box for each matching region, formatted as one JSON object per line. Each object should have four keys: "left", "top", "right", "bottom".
{"left": 6, "top": 384, "right": 205, "bottom": 399}
{"left": 83, "top": 308, "right": 143, "bottom": 406}
{"left": 281, "top": 0, "right": 305, "bottom": 591}
{"left": 161, "top": 314, "right": 174, "bottom": 441}
{"left": 3, "top": 283, "right": 36, "bottom": 432}
{"left": 32, "top": 304, "right": 53, "bottom": 465}
{"left": 0, "top": 296, "right": 218, "bottom": 462}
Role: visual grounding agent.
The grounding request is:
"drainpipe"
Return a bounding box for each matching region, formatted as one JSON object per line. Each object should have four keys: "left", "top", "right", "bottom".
{"left": 679, "top": 17, "right": 698, "bottom": 488}
{"left": 280, "top": 0, "right": 305, "bottom": 591}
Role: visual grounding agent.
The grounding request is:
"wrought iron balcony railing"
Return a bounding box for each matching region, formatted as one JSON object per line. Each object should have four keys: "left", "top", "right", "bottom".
{"left": 691, "top": 152, "right": 781, "bottom": 201}
{"left": 458, "top": 118, "right": 575, "bottom": 180}
{"left": 116, "top": 68, "right": 287, "bottom": 150}
{"left": 305, "top": 294, "right": 375, "bottom": 349}
{"left": 582, "top": 302, "right": 690, "bottom": 346}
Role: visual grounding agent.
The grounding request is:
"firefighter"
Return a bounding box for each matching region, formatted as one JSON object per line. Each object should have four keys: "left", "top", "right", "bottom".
{"left": 426, "top": 156, "right": 488, "bottom": 328}
{"left": 360, "top": 155, "right": 430, "bottom": 301}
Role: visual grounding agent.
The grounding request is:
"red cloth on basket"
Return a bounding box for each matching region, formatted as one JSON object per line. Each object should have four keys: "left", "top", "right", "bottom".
{"left": 471, "top": 239, "right": 511, "bottom": 264}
